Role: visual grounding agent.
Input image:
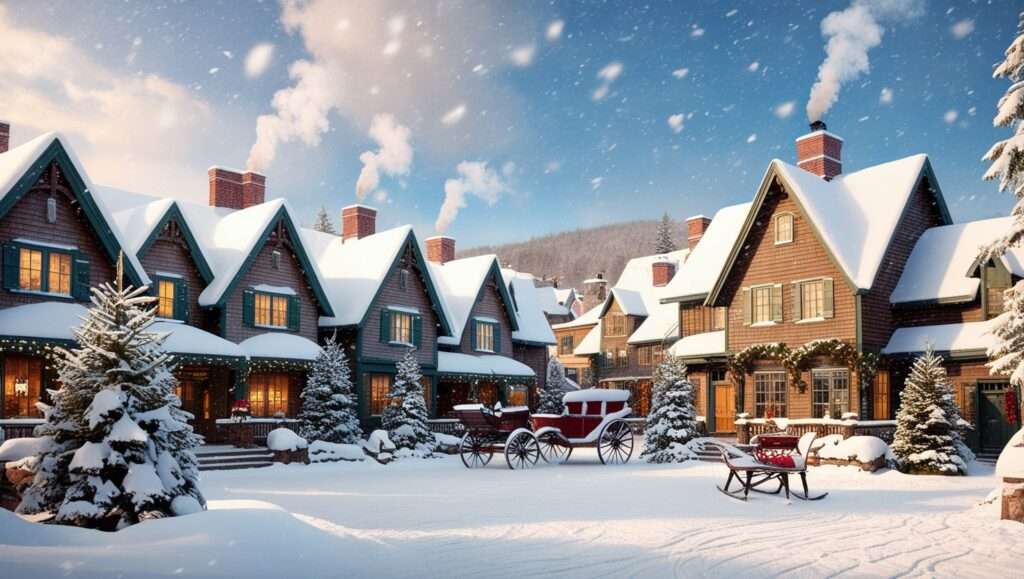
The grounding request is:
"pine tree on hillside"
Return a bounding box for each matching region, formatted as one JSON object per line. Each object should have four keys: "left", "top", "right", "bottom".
{"left": 19, "top": 283, "right": 205, "bottom": 528}
{"left": 381, "top": 349, "right": 433, "bottom": 454}
{"left": 891, "top": 348, "right": 966, "bottom": 475}
{"left": 298, "top": 336, "right": 361, "bottom": 444}
{"left": 982, "top": 15, "right": 1024, "bottom": 392}
{"left": 312, "top": 206, "right": 337, "bottom": 234}
{"left": 642, "top": 355, "right": 699, "bottom": 463}
{"left": 654, "top": 212, "right": 676, "bottom": 254}
{"left": 538, "top": 357, "right": 569, "bottom": 414}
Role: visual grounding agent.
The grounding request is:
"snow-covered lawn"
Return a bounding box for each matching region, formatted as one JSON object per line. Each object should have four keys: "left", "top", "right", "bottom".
{"left": 1, "top": 447, "right": 1020, "bottom": 578}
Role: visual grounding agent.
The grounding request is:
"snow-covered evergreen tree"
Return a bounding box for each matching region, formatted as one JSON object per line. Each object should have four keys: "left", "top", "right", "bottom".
{"left": 19, "top": 282, "right": 205, "bottom": 528}
{"left": 381, "top": 349, "right": 433, "bottom": 454}
{"left": 891, "top": 348, "right": 966, "bottom": 475}
{"left": 654, "top": 212, "right": 676, "bottom": 254}
{"left": 538, "top": 357, "right": 569, "bottom": 414}
{"left": 312, "top": 206, "right": 337, "bottom": 234}
{"left": 298, "top": 336, "right": 361, "bottom": 444}
{"left": 642, "top": 355, "right": 698, "bottom": 463}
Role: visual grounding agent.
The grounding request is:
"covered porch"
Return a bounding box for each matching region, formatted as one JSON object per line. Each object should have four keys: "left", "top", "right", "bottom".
{"left": 435, "top": 352, "right": 536, "bottom": 417}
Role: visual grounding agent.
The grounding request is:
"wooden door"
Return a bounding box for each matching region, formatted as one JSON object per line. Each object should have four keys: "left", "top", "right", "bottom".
{"left": 714, "top": 384, "right": 736, "bottom": 433}
{"left": 979, "top": 383, "right": 1016, "bottom": 453}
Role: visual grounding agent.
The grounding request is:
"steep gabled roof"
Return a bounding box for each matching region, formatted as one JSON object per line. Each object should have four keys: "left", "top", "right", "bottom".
{"left": 708, "top": 154, "right": 949, "bottom": 303}
{"left": 0, "top": 133, "right": 149, "bottom": 287}
{"left": 431, "top": 254, "right": 519, "bottom": 347}
{"left": 659, "top": 202, "right": 752, "bottom": 303}
{"left": 500, "top": 268, "right": 557, "bottom": 345}
{"left": 536, "top": 285, "right": 571, "bottom": 317}
{"left": 110, "top": 197, "right": 215, "bottom": 283}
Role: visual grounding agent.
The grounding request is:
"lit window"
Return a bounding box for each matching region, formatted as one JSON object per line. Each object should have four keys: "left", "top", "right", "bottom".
{"left": 158, "top": 280, "right": 176, "bottom": 318}
{"left": 754, "top": 371, "right": 787, "bottom": 418}
{"left": 475, "top": 321, "right": 495, "bottom": 352}
{"left": 18, "top": 248, "right": 43, "bottom": 291}
{"left": 249, "top": 373, "right": 290, "bottom": 417}
{"left": 812, "top": 369, "right": 849, "bottom": 418}
{"left": 255, "top": 293, "right": 289, "bottom": 328}
{"left": 775, "top": 213, "right": 794, "bottom": 244}
{"left": 559, "top": 335, "right": 574, "bottom": 355}
{"left": 391, "top": 311, "right": 414, "bottom": 344}
{"left": 801, "top": 280, "right": 825, "bottom": 319}
{"left": 48, "top": 252, "right": 72, "bottom": 295}
{"left": 617, "top": 349, "right": 628, "bottom": 368}
{"left": 370, "top": 374, "right": 392, "bottom": 415}
{"left": 752, "top": 286, "right": 774, "bottom": 323}
{"left": 3, "top": 355, "right": 43, "bottom": 417}
{"left": 506, "top": 384, "right": 528, "bottom": 406}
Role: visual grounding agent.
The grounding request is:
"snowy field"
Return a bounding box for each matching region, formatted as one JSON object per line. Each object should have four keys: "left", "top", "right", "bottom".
{"left": 1, "top": 446, "right": 1020, "bottom": 578}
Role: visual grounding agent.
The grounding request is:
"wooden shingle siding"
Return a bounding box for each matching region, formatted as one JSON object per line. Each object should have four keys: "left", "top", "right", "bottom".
{"left": 893, "top": 300, "right": 984, "bottom": 328}
{"left": 513, "top": 342, "right": 548, "bottom": 400}
{"left": 139, "top": 226, "right": 209, "bottom": 328}
{"left": 680, "top": 304, "right": 722, "bottom": 336}
{"left": 360, "top": 243, "right": 439, "bottom": 367}
{"left": 0, "top": 184, "right": 115, "bottom": 308}
{"left": 222, "top": 226, "right": 320, "bottom": 344}
{"left": 457, "top": 274, "right": 514, "bottom": 357}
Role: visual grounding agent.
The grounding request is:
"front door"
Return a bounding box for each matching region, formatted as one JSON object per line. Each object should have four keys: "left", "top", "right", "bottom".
{"left": 714, "top": 383, "right": 736, "bottom": 433}
{"left": 979, "top": 382, "right": 1018, "bottom": 453}
{"left": 177, "top": 381, "right": 216, "bottom": 440}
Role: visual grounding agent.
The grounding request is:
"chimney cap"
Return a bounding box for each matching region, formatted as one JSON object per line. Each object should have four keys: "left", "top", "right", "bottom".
{"left": 342, "top": 203, "right": 377, "bottom": 212}
{"left": 809, "top": 120, "right": 827, "bottom": 132}
{"left": 425, "top": 235, "right": 455, "bottom": 242}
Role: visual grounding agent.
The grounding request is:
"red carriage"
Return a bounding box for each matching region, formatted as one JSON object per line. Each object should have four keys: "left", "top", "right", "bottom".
{"left": 454, "top": 389, "right": 635, "bottom": 469}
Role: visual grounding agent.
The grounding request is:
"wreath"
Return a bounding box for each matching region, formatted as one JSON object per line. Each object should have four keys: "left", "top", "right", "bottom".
{"left": 728, "top": 338, "right": 879, "bottom": 393}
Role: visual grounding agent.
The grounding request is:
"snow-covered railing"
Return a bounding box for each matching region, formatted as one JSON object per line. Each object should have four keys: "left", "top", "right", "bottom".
{"left": 735, "top": 416, "right": 896, "bottom": 445}
{"left": 428, "top": 419, "right": 465, "bottom": 436}
{"left": 214, "top": 418, "right": 301, "bottom": 446}
{"left": 0, "top": 418, "right": 44, "bottom": 441}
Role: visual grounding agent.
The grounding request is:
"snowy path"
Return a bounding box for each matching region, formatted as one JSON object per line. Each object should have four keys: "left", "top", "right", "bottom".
{"left": 1, "top": 448, "right": 1020, "bottom": 578}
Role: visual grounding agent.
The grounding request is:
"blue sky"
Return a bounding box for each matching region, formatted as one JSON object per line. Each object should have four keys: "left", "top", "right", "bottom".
{"left": 1, "top": 1, "right": 1018, "bottom": 247}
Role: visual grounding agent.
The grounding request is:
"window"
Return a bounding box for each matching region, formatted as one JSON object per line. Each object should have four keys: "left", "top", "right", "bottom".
{"left": 775, "top": 213, "right": 794, "bottom": 244}
{"left": 369, "top": 374, "right": 392, "bottom": 416}
{"left": 745, "top": 284, "right": 782, "bottom": 325}
{"left": 603, "top": 350, "right": 615, "bottom": 368}
{"left": 271, "top": 250, "right": 281, "bottom": 270}
{"left": 3, "top": 355, "right": 43, "bottom": 417}
{"left": 794, "top": 278, "right": 833, "bottom": 321}
{"left": 812, "top": 368, "right": 850, "bottom": 418}
{"left": 873, "top": 370, "right": 891, "bottom": 420}
{"left": 5, "top": 244, "right": 84, "bottom": 298}
{"left": 617, "top": 348, "right": 628, "bottom": 368}
{"left": 391, "top": 311, "right": 414, "bottom": 344}
{"left": 18, "top": 248, "right": 43, "bottom": 291}
{"left": 638, "top": 345, "right": 653, "bottom": 367}
{"left": 752, "top": 286, "right": 773, "bottom": 323}
{"left": 506, "top": 384, "right": 528, "bottom": 407}
{"left": 420, "top": 376, "right": 432, "bottom": 414}
{"left": 559, "top": 335, "right": 574, "bottom": 355}
{"left": 48, "top": 252, "right": 72, "bottom": 295}
{"left": 255, "top": 293, "right": 290, "bottom": 328}
{"left": 754, "top": 371, "right": 787, "bottom": 418}
{"left": 712, "top": 307, "right": 727, "bottom": 330}
{"left": 399, "top": 268, "right": 409, "bottom": 291}
{"left": 474, "top": 320, "right": 498, "bottom": 352}
{"left": 158, "top": 280, "right": 176, "bottom": 318}
{"left": 606, "top": 313, "right": 627, "bottom": 337}
{"left": 248, "top": 373, "right": 290, "bottom": 417}
{"left": 653, "top": 344, "right": 664, "bottom": 365}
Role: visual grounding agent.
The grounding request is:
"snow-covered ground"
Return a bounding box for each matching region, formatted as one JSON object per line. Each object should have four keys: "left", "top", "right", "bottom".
{"left": 1, "top": 447, "right": 1019, "bottom": 578}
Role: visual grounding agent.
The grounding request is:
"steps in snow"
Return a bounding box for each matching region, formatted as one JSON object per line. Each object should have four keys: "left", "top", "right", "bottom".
{"left": 197, "top": 447, "right": 274, "bottom": 471}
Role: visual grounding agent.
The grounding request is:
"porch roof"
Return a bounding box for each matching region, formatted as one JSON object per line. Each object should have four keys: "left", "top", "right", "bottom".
{"left": 437, "top": 351, "right": 535, "bottom": 378}
{"left": 151, "top": 321, "right": 245, "bottom": 359}
{"left": 238, "top": 333, "right": 322, "bottom": 362}
{"left": 0, "top": 301, "right": 86, "bottom": 343}
{"left": 882, "top": 319, "right": 996, "bottom": 358}
{"left": 668, "top": 330, "right": 726, "bottom": 359}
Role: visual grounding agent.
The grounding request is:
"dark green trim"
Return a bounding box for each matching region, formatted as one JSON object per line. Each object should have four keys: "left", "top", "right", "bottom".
{"left": 485, "top": 260, "right": 520, "bottom": 332}
{"left": 659, "top": 292, "right": 709, "bottom": 305}
{"left": 511, "top": 338, "right": 555, "bottom": 347}
{"left": 0, "top": 139, "right": 145, "bottom": 287}
{"left": 210, "top": 206, "right": 335, "bottom": 317}
{"left": 137, "top": 203, "right": 215, "bottom": 283}
{"left": 3, "top": 240, "right": 78, "bottom": 298}
{"left": 892, "top": 294, "right": 978, "bottom": 309}
{"left": 854, "top": 294, "right": 863, "bottom": 352}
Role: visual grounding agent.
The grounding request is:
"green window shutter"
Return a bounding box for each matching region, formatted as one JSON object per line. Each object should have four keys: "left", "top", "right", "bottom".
{"left": 742, "top": 288, "right": 752, "bottom": 325}
{"left": 174, "top": 280, "right": 189, "bottom": 321}
{"left": 771, "top": 284, "right": 783, "bottom": 323}
{"left": 470, "top": 320, "right": 478, "bottom": 350}
{"left": 822, "top": 278, "right": 834, "bottom": 319}
{"left": 242, "top": 289, "right": 255, "bottom": 327}
{"left": 2, "top": 244, "right": 18, "bottom": 289}
{"left": 72, "top": 255, "right": 91, "bottom": 301}
{"left": 792, "top": 282, "right": 802, "bottom": 322}
{"left": 287, "top": 296, "right": 301, "bottom": 331}
{"left": 413, "top": 314, "right": 422, "bottom": 346}
{"left": 493, "top": 323, "right": 501, "bottom": 353}
{"left": 380, "top": 309, "right": 391, "bottom": 342}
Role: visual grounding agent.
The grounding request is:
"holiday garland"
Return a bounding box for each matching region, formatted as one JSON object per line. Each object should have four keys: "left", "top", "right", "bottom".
{"left": 728, "top": 338, "right": 879, "bottom": 392}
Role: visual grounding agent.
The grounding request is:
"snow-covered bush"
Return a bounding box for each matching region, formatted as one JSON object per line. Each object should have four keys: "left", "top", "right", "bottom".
{"left": 18, "top": 283, "right": 205, "bottom": 529}
{"left": 381, "top": 350, "right": 434, "bottom": 455}
{"left": 538, "top": 357, "right": 569, "bottom": 414}
{"left": 308, "top": 441, "right": 365, "bottom": 463}
{"left": 891, "top": 348, "right": 967, "bottom": 475}
{"left": 642, "top": 355, "right": 699, "bottom": 463}
{"left": 267, "top": 428, "right": 308, "bottom": 452}
{"left": 298, "top": 335, "right": 361, "bottom": 445}
{"left": 815, "top": 436, "right": 892, "bottom": 471}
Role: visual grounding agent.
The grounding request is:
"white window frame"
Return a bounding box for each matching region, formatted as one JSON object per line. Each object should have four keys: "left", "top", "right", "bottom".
{"left": 751, "top": 285, "right": 774, "bottom": 324}
{"left": 774, "top": 213, "right": 794, "bottom": 245}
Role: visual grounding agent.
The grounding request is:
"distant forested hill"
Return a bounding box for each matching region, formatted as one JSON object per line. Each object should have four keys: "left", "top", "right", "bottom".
{"left": 460, "top": 219, "right": 680, "bottom": 290}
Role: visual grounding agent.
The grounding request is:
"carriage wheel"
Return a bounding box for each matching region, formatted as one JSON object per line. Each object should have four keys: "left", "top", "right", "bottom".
{"left": 504, "top": 429, "right": 541, "bottom": 470}
{"left": 538, "top": 431, "right": 573, "bottom": 464}
{"left": 597, "top": 420, "right": 634, "bottom": 465}
{"left": 459, "top": 432, "right": 493, "bottom": 468}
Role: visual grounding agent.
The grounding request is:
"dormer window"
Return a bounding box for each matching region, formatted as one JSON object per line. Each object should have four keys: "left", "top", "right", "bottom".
{"left": 605, "top": 313, "right": 627, "bottom": 337}
{"left": 158, "top": 280, "right": 176, "bottom": 318}
{"left": 473, "top": 318, "right": 500, "bottom": 353}
{"left": 774, "top": 213, "right": 794, "bottom": 245}
{"left": 243, "top": 288, "right": 299, "bottom": 331}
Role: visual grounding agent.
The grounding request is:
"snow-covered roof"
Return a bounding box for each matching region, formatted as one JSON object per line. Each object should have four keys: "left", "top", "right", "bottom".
{"left": 552, "top": 303, "right": 601, "bottom": 330}
{"left": 437, "top": 351, "right": 535, "bottom": 377}
{"left": 555, "top": 288, "right": 576, "bottom": 307}
{"left": 110, "top": 196, "right": 177, "bottom": 256}
{"left": 612, "top": 249, "right": 687, "bottom": 344}
{"left": 0, "top": 301, "right": 87, "bottom": 341}
{"left": 535, "top": 285, "right": 570, "bottom": 316}
{"left": 430, "top": 255, "right": 504, "bottom": 346}
{"left": 660, "top": 203, "right": 752, "bottom": 302}
{"left": 668, "top": 330, "right": 726, "bottom": 359}
{"left": 151, "top": 321, "right": 245, "bottom": 359}
{"left": 882, "top": 319, "right": 996, "bottom": 356}
{"left": 605, "top": 287, "right": 647, "bottom": 317}
{"left": 501, "top": 269, "right": 557, "bottom": 345}
{"left": 891, "top": 217, "right": 1024, "bottom": 305}
{"left": 573, "top": 321, "right": 602, "bottom": 355}
{"left": 239, "top": 333, "right": 322, "bottom": 361}
{"left": 563, "top": 389, "right": 629, "bottom": 403}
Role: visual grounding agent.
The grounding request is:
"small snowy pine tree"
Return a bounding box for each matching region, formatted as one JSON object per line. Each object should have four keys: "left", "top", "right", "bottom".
{"left": 654, "top": 212, "right": 676, "bottom": 254}
{"left": 891, "top": 348, "right": 966, "bottom": 475}
{"left": 298, "top": 336, "right": 361, "bottom": 444}
{"left": 312, "top": 206, "right": 337, "bottom": 234}
{"left": 381, "top": 349, "right": 434, "bottom": 454}
{"left": 19, "top": 283, "right": 205, "bottom": 528}
{"left": 642, "top": 355, "right": 699, "bottom": 463}
{"left": 538, "top": 357, "right": 569, "bottom": 414}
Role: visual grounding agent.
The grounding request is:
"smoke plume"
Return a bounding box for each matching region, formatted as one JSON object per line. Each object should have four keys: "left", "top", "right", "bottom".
{"left": 435, "top": 161, "right": 509, "bottom": 233}
{"left": 355, "top": 114, "right": 413, "bottom": 200}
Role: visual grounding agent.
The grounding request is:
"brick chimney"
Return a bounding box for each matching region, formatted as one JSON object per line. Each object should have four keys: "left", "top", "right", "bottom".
{"left": 796, "top": 120, "right": 843, "bottom": 180}
{"left": 341, "top": 205, "right": 377, "bottom": 242}
{"left": 0, "top": 121, "right": 9, "bottom": 154}
{"left": 209, "top": 167, "right": 265, "bottom": 210}
{"left": 651, "top": 257, "right": 676, "bottom": 287}
{"left": 425, "top": 236, "right": 455, "bottom": 264}
{"left": 686, "top": 215, "right": 712, "bottom": 251}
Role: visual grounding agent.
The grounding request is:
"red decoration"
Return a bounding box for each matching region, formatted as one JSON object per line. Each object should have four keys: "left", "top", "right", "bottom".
{"left": 1007, "top": 390, "right": 1019, "bottom": 425}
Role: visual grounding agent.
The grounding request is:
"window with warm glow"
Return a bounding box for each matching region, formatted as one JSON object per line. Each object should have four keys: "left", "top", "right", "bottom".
{"left": 158, "top": 280, "right": 175, "bottom": 318}
{"left": 255, "top": 293, "right": 289, "bottom": 328}
{"left": 248, "top": 373, "right": 290, "bottom": 417}
{"left": 18, "top": 248, "right": 43, "bottom": 291}
{"left": 754, "top": 371, "right": 787, "bottom": 418}
{"left": 369, "top": 374, "right": 392, "bottom": 416}
{"left": 48, "top": 252, "right": 72, "bottom": 295}
{"left": 390, "top": 311, "right": 414, "bottom": 344}
{"left": 475, "top": 321, "right": 495, "bottom": 352}
{"left": 3, "top": 355, "right": 43, "bottom": 417}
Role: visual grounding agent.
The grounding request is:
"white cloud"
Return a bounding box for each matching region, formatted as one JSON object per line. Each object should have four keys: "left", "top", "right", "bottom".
{"left": 355, "top": 113, "right": 413, "bottom": 200}
{"left": 879, "top": 86, "right": 893, "bottom": 104}
{"left": 690, "top": 27, "right": 705, "bottom": 38}
{"left": 672, "top": 68, "right": 690, "bottom": 79}
{"left": 747, "top": 61, "right": 760, "bottom": 72}
{"left": 244, "top": 43, "right": 275, "bottom": 79}
{"left": 592, "top": 61, "right": 624, "bottom": 101}
{"left": 951, "top": 19, "right": 975, "bottom": 39}
{"left": 667, "top": 114, "right": 684, "bottom": 133}
{"left": 806, "top": 0, "right": 924, "bottom": 122}
{"left": 441, "top": 104, "right": 467, "bottom": 126}
{"left": 509, "top": 44, "right": 536, "bottom": 67}
{"left": 590, "top": 177, "right": 603, "bottom": 190}
{"left": 546, "top": 20, "right": 565, "bottom": 41}
{"left": 435, "top": 161, "right": 510, "bottom": 232}
{"left": 943, "top": 109, "right": 958, "bottom": 124}
{"left": 746, "top": 133, "right": 758, "bottom": 143}
{"left": 544, "top": 160, "right": 561, "bottom": 174}
{"left": 773, "top": 101, "right": 796, "bottom": 119}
